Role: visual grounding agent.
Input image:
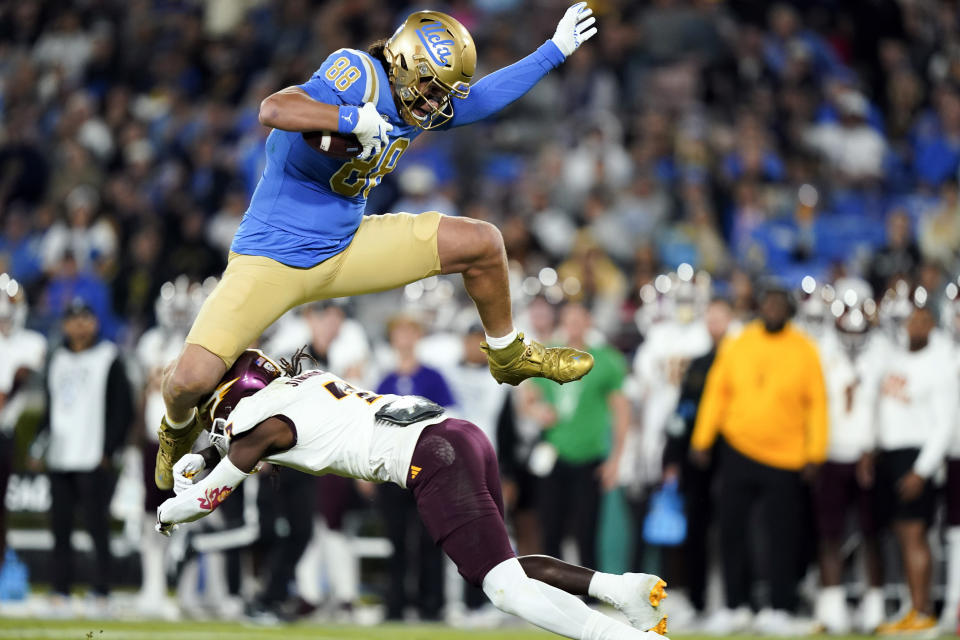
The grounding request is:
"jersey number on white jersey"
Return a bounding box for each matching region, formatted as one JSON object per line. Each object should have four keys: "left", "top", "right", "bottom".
{"left": 322, "top": 378, "right": 383, "bottom": 405}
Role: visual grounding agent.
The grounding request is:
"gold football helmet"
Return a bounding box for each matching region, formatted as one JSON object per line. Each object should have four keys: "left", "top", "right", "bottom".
{"left": 384, "top": 11, "right": 476, "bottom": 130}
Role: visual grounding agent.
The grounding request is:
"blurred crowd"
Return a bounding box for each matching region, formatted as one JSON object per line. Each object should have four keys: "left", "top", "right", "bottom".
{"left": 4, "top": 0, "right": 960, "bottom": 633}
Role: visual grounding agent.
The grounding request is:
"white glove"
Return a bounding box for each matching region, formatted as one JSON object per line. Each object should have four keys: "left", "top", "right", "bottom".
{"left": 173, "top": 453, "right": 206, "bottom": 495}
{"left": 351, "top": 102, "right": 393, "bottom": 160}
{"left": 551, "top": 2, "right": 597, "bottom": 58}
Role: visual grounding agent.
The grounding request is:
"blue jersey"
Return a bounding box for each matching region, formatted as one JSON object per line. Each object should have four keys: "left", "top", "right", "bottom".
{"left": 232, "top": 41, "right": 567, "bottom": 268}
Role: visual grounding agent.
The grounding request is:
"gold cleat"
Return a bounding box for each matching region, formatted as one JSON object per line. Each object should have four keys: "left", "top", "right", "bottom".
{"left": 480, "top": 333, "right": 594, "bottom": 386}
{"left": 155, "top": 413, "right": 205, "bottom": 490}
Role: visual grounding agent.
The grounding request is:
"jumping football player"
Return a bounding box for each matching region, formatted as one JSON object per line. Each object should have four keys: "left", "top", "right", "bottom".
{"left": 157, "top": 350, "right": 668, "bottom": 640}
{"left": 155, "top": 4, "right": 600, "bottom": 490}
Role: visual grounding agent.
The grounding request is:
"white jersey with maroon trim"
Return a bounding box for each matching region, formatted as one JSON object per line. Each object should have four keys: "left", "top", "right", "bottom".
{"left": 0, "top": 327, "right": 47, "bottom": 434}
{"left": 877, "top": 338, "right": 959, "bottom": 478}
{"left": 631, "top": 319, "right": 712, "bottom": 483}
{"left": 818, "top": 329, "right": 889, "bottom": 463}
{"left": 225, "top": 369, "right": 445, "bottom": 487}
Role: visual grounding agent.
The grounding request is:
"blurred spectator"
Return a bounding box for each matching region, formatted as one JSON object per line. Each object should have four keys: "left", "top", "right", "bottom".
{"left": 918, "top": 179, "right": 960, "bottom": 268}
{"left": 805, "top": 91, "right": 887, "bottom": 184}
{"left": 249, "top": 465, "right": 316, "bottom": 622}
{"left": 133, "top": 278, "right": 199, "bottom": 617}
{"left": 660, "top": 297, "right": 733, "bottom": 616}
{"left": 509, "top": 296, "right": 557, "bottom": 557}
{"left": 39, "top": 185, "right": 117, "bottom": 275}
{"left": 943, "top": 292, "right": 960, "bottom": 632}
{"left": 443, "top": 323, "right": 515, "bottom": 615}
{"left": 446, "top": 322, "right": 513, "bottom": 459}
{"left": 691, "top": 284, "right": 826, "bottom": 634}
{"left": 728, "top": 268, "right": 757, "bottom": 323}
{"left": 29, "top": 298, "right": 133, "bottom": 615}
{"left": 868, "top": 210, "right": 921, "bottom": 295}
{"left": 763, "top": 4, "right": 840, "bottom": 81}
{"left": 0, "top": 276, "right": 46, "bottom": 569}
{"left": 393, "top": 165, "right": 459, "bottom": 219}
{"left": 873, "top": 304, "right": 957, "bottom": 634}
{"left": 811, "top": 279, "right": 886, "bottom": 634}
{"left": 557, "top": 232, "right": 627, "bottom": 333}
{"left": 44, "top": 251, "right": 119, "bottom": 339}
{"left": 206, "top": 187, "right": 248, "bottom": 255}
{"left": 0, "top": 207, "right": 44, "bottom": 285}
{"left": 519, "top": 303, "right": 630, "bottom": 570}
{"left": 632, "top": 272, "right": 713, "bottom": 488}
{"left": 912, "top": 85, "right": 960, "bottom": 187}
{"left": 165, "top": 209, "right": 226, "bottom": 282}
{"left": 266, "top": 301, "right": 373, "bottom": 617}
{"left": 375, "top": 312, "right": 454, "bottom": 621}
{"left": 112, "top": 223, "right": 165, "bottom": 333}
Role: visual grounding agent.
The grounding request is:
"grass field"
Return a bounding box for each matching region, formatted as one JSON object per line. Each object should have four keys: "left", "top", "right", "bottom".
{"left": 0, "top": 620, "right": 900, "bottom": 640}
{"left": 0, "top": 619, "right": 549, "bottom": 640}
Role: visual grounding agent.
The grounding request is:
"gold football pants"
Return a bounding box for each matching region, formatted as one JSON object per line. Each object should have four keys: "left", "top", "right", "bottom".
{"left": 186, "top": 211, "right": 443, "bottom": 366}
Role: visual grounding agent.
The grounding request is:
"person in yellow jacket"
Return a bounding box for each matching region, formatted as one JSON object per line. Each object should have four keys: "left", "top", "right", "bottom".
{"left": 690, "top": 282, "right": 827, "bottom": 636}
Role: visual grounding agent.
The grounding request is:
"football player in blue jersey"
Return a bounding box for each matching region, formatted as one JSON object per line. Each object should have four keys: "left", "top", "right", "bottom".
{"left": 154, "top": 3, "right": 599, "bottom": 490}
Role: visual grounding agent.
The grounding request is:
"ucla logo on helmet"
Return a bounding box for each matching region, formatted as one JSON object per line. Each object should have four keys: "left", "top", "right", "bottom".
{"left": 415, "top": 21, "right": 455, "bottom": 67}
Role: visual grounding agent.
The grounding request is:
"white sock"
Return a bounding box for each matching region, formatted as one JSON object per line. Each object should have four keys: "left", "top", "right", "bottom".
{"left": 483, "top": 558, "right": 645, "bottom": 640}
{"left": 165, "top": 408, "right": 197, "bottom": 431}
{"left": 588, "top": 572, "right": 624, "bottom": 608}
{"left": 485, "top": 328, "right": 519, "bottom": 350}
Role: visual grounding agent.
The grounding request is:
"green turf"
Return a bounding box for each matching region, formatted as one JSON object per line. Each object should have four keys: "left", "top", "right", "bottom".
{"left": 0, "top": 620, "right": 911, "bottom": 640}
{"left": 0, "top": 619, "right": 548, "bottom": 640}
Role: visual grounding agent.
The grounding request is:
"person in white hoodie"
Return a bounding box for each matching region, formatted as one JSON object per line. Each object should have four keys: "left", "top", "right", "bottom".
{"left": 872, "top": 299, "right": 957, "bottom": 634}
{"left": 811, "top": 281, "right": 886, "bottom": 633}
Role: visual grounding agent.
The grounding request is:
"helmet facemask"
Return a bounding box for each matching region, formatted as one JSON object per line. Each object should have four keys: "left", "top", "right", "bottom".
{"left": 384, "top": 12, "right": 475, "bottom": 130}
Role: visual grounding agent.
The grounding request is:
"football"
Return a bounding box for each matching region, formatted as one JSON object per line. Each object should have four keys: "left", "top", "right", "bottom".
{"left": 301, "top": 130, "right": 362, "bottom": 158}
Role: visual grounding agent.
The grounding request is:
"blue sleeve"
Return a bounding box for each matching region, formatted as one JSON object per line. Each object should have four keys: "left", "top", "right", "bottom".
{"left": 298, "top": 48, "right": 378, "bottom": 107}
{"left": 443, "top": 40, "right": 566, "bottom": 129}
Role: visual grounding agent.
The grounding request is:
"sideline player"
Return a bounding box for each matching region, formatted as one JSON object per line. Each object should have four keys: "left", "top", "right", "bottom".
{"left": 157, "top": 350, "right": 669, "bottom": 640}
{"left": 155, "top": 4, "right": 599, "bottom": 490}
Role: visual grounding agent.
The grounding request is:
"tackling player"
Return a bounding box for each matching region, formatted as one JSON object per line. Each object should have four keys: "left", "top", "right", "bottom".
{"left": 155, "top": 4, "right": 600, "bottom": 490}
{"left": 157, "top": 350, "right": 669, "bottom": 640}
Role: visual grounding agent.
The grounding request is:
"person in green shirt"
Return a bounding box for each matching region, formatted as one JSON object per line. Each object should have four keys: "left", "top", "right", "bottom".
{"left": 520, "top": 302, "right": 631, "bottom": 569}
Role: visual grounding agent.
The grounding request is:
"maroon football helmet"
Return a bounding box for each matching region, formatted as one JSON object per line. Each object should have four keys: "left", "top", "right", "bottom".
{"left": 202, "top": 349, "right": 283, "bottom": 426}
